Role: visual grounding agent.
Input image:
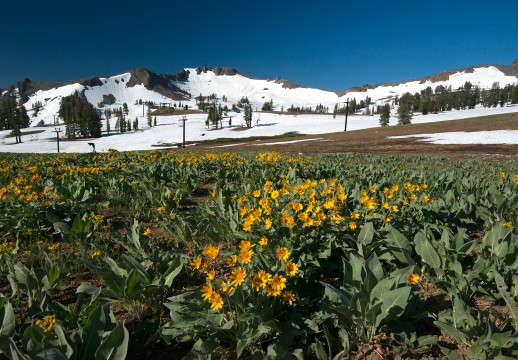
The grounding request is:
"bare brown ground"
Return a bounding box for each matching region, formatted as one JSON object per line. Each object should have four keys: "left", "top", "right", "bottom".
{"left": 190, "top": 112, "right": 518, "bottom": 160}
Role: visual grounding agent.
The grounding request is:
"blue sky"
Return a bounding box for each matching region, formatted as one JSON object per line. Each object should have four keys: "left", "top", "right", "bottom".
{"left": 1, "top": 0, "right": 517, "bottom": 91}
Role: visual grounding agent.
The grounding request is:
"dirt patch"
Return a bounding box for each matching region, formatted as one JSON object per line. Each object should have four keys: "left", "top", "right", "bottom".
{"left": 193, "top": 112, "right": 518, "bottom": 160}
{"left": 3, "top": 129, "right": 45, "bottom": 139}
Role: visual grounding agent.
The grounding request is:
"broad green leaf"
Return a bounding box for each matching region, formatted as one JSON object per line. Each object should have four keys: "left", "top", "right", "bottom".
{"left": 80, "top": 304, "right": 108, "bottom": 360}
{"left": 50, "top": 325, "right": 74, "bottom": 358}
{"left": 313, "top": 339, "right": 327, "bottom": 360}
{"left": 414, "top": 232, "right": 442, "bottom": 271}
{"left": 162, "top": 256, "right": 183, "bottom": 287}
{"left": 486, "top": 331, "right": 515, "bottom": 348}
{"left": 358, "top": 222, "right": 374, "bottom": 246}
{"left": 0, "top": 302, "right": 15, "bottom": 336}
{"left": 385, "top": 226, "right": 415, "bottom": 265}
{"left": 434, "top": 321, "right": 469, "bottom": 343}
{"left": 365, "top": 253, "right": 383, "bottom": 282}
{"left": 376, "top": 286, "right": 411, "bottom": 327}
{"left": 493, "top": 269, "right": 518, "bottom": 331}
{"left": 94, "top": 322, "right": 129, "bottom": 360}
{"left": 124, "top": 269, "right": 143, "bottom": 300}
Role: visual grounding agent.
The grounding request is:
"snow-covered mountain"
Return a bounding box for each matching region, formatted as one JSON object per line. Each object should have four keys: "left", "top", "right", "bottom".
{"left": 3, "top": 60, "right": 518, "bottom": 126}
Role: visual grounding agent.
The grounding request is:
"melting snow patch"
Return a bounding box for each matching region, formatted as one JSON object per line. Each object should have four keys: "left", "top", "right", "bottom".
{"left": 253, "top": 138, "right": 324, "bottom": 146}
{"left": 388, "top": 130, "right": 518, "bottom": 145}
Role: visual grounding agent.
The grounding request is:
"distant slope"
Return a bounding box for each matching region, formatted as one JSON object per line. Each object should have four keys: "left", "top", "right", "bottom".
{"left": 0, "top": 59, "right": 516, "bottom": 127}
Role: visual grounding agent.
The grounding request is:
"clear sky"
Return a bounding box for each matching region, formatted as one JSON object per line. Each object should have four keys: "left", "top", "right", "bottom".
{"left": 1, "top": 0, "right": 517, "bottom": 91}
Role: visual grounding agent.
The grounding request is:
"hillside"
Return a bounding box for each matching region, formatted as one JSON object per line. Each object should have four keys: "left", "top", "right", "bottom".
{"left": 0, "top": 60, "right": 516, "bottom": 128}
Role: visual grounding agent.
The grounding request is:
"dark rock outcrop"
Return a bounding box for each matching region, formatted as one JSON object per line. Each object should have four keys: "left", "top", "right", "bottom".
{"left": 195, "top": 67, "right": 240, "bottom": 76}
{"left": 127, "top": 67, "right": 189, "bottom": 101}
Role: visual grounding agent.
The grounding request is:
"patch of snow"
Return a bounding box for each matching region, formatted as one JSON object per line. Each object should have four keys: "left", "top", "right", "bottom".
{"left": 389, "top": 130, "right": 518, "bottom": 145}
{"left": 1, "top": 104, "right": 517, "bottom": 153}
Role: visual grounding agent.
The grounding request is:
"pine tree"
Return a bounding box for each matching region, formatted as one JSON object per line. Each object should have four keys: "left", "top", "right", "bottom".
{"left": 147, "top": 108, "right": 152, "bottom": 127}
{"left": 244, "top": 104, "right": 253, "bottom": 128}
{"left": 120, "top": 111, "right": 126, "bottom": 133}
{"left": 133, "top": 117, "right": 139, "bottom": 131}
{"left": 59, "top": 93, "right": 101, "bottom": 138}
{"left": 397, "top": 93, "right": 414, "bottom": 125}
{"left": 379, "top": 104, "right": 390, "bottom": 126}
{"left": 512, "top": 84, "right": 518, "bottom": 104}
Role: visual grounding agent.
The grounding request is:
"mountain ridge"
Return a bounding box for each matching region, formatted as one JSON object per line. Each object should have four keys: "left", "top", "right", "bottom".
{"left": 1, "top": 59, "right": 517, "bottom": 128}
{"left": 3, "top": 58, "right": 517, "bottom": 100}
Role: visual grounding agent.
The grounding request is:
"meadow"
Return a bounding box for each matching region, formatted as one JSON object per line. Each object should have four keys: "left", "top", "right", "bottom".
{"left": 0, "top": 150, "right": 517, "bottom": 359}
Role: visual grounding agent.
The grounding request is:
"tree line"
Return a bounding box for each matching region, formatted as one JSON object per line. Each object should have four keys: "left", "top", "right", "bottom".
{"left": 0, "top": 94, "right": 30, "bottom": 143}
{"left": 59, "top": 93, "right": 101, "bottom": 139}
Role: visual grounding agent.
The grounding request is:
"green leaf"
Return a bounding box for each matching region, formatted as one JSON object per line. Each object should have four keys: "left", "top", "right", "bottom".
{"left": 124, "top": 269, "right": 143, "bottom": 300}
{"left": 385, "top": 226, "right": 414, "bottom": 265}
{"left": 94, "top": 322, "right": 129, "bottom": 360}
{"left": 493, "top": 269, "right": 518, "bottom": 331}
{"left": 358, "top": 222, "right": 374, "bottom": 246}
{"left": 438, "top": 345, "right": 464, "bottom": 360}
{"left": 105, "top": 258, "right": 127, "bottom": 277}
{"left": 76, "top": 283, "right": 99, "bottom": 295}
{"left": 0, "top": 302, "right": 15, "bottom": 336}
{"left": 414, "top": 232, "right": 442, "bottom": 271}
{"left": 365, "top": 253, "right": 384, "bottom": 282}
{"left": 486, "top": 331, "right": 515, "bottom": 348}
{"left": 183, "top": 338, "right": 219, "bottom": 360}
{"left": 314, "top": 339, "right": 327, "bottom": 360}
{"left": 434, "top": 321, "right": 469, "bottom": 343}
{"left": 50, "top": 325, "right": 74, "bottom": 358}
{"left": 376, "top": 286, "right": 411, "bottom": 327}
{"left": 0, "top": 335, "right": 29, "bottom": 360}
{"left": 37, "top": 348, "right": 68, "bottom": 360}
{"left": 365, "top": 301, "right": 382, "bottom": 328}
{"left": 80, "top": 304, "right": 108, "bottom": 360}
{"left": 121, "top": 255, "right": 150, "bottom": 283}
{"left": 162, "top": 256, "right": 183, "bottom": 287}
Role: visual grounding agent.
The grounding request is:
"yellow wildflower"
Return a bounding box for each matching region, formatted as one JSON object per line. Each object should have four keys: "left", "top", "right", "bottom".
{"left": 35, "top": 315, "right": 57, "bottom": 333}
{"left": 190, "top": 257, "right": 202, "bottom": 270}
{"left": 282, "top": 290, "right": 296, "bottom": 305}
{"left": 251, "top": 270, "right": 272, "bottom": 291}
{"left": 47, "top": 243, "right": 60, "bottom": 252}
{"left": 408, "top": 273, "right": 420, "bottom": 286}
{"left": 203, "top": 245, "right": 219, "bottom": 260}
{"left": 259, "top": 235, "right": 268, "bottom": 246}
{"left": 143, "top": 228, "right": 151, "bottom": 236}
{"left": 220, "top": 281, "right": 234, "bottom": 296}
{"left": 276, "top": 247, "right": 290, "bottom": 261}
{"left": 209, "top": 291, "right": 224, "bottom": 311}
{"left": 267, "top": 274, "right": 287, "bottom": 296}
{"left": 285, "top": 262, "right": 298, "bottom": 277}
{"left": 206, "top": 269, "right": 216, "bottom": 281}
{"left": 239, "top": 249, "right": 254, "bottom": 264}
{"left": 229, "top": 267, "right": 246, "bottom": 287}
{"left": 226, "top": 255, "right": 237, "bottom": 267}
{"left": 201, "top": 283, "right": 213, "bottom": 301}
